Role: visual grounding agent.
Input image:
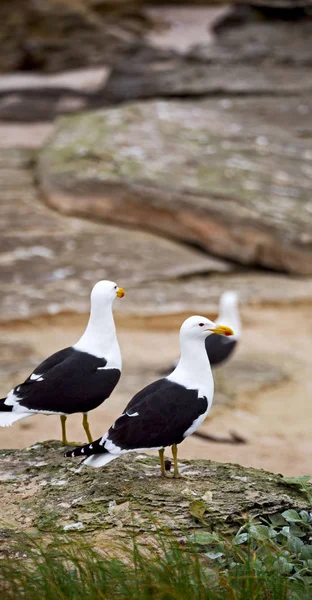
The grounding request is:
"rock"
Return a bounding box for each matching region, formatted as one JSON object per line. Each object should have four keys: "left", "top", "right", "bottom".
{"left": 1, "top": 148, "right": 312, "bottom": 325}
{"left": 0, "top": 147, "right": 232, "bottom": 323}
{"left": 0, "top": 67, "right": 110, "bottom": 122}
{"left": 39, "top": 99, "right": 312, "bottom": 275}
{"left": 103, "top": 11, "right": 312, "bottom": 102}
{"left": 0, "top": 124, "right": 54, "bottom": 148}
{"left": 1, "top": 5, "right": 311, "bottom": 121}
{"left": 1, "top": 146, "right": 312, "bottom": 325}
{"left": 1, "top": 1, "right": 311, "bottom": 74}
{"left": 0, "top": 0, "right": 157, "bottom": 73}
{"left": 1, "top": 5, "right": 312, "bottom": 121}
{"left": 114, "top": 273, "right": 312, "bottom": 317}
{"left": 0, "top": 441, "right": 310, "bottom": 552}
{"left": 0, "top": 89, "right": 90, "bottom": 122}
{"left": 0, "top": 67, "right": 108, "bottom": 95}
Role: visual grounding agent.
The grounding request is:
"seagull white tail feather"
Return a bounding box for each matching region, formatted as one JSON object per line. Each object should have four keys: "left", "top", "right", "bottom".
{"left": 83, "top": 453, "right": 118, "bottom": 468}
{"left": 0, "top": 411, "right": 33, "bottom": 427}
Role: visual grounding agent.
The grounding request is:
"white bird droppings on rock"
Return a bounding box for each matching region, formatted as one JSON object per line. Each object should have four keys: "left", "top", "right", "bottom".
{"left": 63, "top": 522, "right": 84, "bottom": 531}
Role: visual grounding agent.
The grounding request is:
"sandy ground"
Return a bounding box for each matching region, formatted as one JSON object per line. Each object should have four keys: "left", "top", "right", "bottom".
{"left": 0, "top": 304, "right": 311, "bottom": 477}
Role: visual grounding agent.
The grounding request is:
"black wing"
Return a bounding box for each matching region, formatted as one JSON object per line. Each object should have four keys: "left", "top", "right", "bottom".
{"left": 13, "top": 347, "right": 120, "bottom": 414}
{"left": 106, "top": 378, "right": 208, "bottom": 450}
{"left": 205, "top": 336, "right": 237, "bottom": 366}
{"left": 24, "top": 347, "right": 74, "bottom": 381}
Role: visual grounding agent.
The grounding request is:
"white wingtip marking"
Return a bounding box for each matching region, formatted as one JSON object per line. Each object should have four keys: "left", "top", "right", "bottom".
{"left": 30, "top": 373, "right": 44, "bottom": 381}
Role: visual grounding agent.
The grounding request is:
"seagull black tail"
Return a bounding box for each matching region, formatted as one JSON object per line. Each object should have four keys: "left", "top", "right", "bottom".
{"left": 0, "top": 398, "right": 12, "bottom": 411}
{"left": 64, "top": 437, "right": 107, "bottom": 458}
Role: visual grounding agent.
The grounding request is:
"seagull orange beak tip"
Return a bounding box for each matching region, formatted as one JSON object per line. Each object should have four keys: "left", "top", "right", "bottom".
{"left": 116, "top": 287, "right": 125, "bottom": 298}
{"left": 208, "top": 325, "right": 234, "bottom": 336}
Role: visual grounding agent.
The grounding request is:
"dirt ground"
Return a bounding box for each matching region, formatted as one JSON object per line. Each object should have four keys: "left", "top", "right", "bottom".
{"left": 0, "top": 304, "right": 311, "bottom": 477}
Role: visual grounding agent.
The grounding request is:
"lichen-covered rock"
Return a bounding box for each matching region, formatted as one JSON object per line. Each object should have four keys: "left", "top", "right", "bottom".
{"left": 0, "top": 147, "right": 234, "bottom": 322}
{"left": 0, "top": 441, "right": 310, "bottom": 553}
{"left": 39, "top": 98, "right": 312, "bottom": 275}
{"left": 1, "top": 147, "right": 312, "bottom": 323}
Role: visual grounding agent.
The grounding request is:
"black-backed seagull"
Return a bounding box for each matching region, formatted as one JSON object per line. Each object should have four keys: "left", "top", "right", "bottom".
{"left": 0, "top": 280, "right": 125, "bottom": 445}
{"left": 65, "top": 315, "right": 233, "bottom": 477}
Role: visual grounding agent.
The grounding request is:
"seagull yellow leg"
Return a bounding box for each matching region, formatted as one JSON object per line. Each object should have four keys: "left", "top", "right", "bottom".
{"left": 60, "top": 415, "right": 82, "bottom": 446}
{"left": 60, "top": 415, "right": 69, "bottom": 445}
{"left": 171, "top": 444, "right": 182, "bottom": 478}
{"left": 82, "top": 413, "right": 93, "bottom": 443}
{"left": 158, "top": 448, "right": 173, "bottom": 478}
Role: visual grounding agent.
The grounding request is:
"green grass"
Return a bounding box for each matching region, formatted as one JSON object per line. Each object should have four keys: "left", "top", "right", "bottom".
{"left": 1, "top": 510, "right": 312, "bottom": 600}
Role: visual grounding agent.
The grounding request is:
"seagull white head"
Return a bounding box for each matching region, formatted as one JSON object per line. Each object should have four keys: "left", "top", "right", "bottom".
{"left": 217, "top": 291, "right": 240, "bottom": 339}
{"left": 180, "top": 315, "right": 234, "bottom": 342}
{"left": 219, "top": 291, "right": 238, "bottom": 311}
{"left": 90, "top": 280, "right": 125, "bottom": 310}
{"left": 74, "top": 280, "right": 124, "bottom": 364}
{"left": 168, "top": 316, "right": 234, "bottom": 393}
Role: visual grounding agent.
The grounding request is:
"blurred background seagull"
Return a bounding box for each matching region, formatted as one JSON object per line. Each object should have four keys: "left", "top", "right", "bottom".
{"left": 65, "top": 315, "right": 233, "bottom": 477}
{"left": 0, "top": 280, "right": 125, "bottom": 445}
{"left": 205, "top": 291, "right": 241, "bottom": 369}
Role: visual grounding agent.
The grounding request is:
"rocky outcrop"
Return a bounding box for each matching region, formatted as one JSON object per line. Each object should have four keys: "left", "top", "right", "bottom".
{"left": 38, "top": 98, "right": 312, "bottom": 275}
{"left": 0, "top": 441, "right": 310, "bottom": 553}
{"left": 103, "top": 9, "right": 312, "bottom": 103}
{"left": 1, "top": 4, "right": 311, "bottom": 120}
{"left": 1, "top": 147, "right": 311, "bottom": 324}
{"left": 0, "top": 147, "right": 234, "bottom": 323}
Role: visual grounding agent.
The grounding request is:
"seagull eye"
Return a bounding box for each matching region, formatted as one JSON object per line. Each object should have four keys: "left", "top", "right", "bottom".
{"left": 114, "top": 286, "right": 117, "bottom": 289}
{"left": 199, "top": 323, "right": 205, "bottom": 327}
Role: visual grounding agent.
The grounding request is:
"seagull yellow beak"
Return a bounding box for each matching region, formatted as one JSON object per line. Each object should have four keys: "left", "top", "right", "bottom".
{"left": 116, "top": 287, "right": 125, "bottom": 298}
{"left": 206, "top": 324, "right": 234, "bottom": 337}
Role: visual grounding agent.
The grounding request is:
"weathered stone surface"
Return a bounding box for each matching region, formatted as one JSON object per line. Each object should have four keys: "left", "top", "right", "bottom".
{"left": 1, "top": 147, "right": 311, "bottom": 325}
{"left": 0, "top": 442, "right": 310, "bottom": 553}
{"left": 114, "top": 273, "right": 312, "bottom": 317}
{"left": 103, "top": 13, "right": 312, "bottom": 102}
{"left": 1, "top": 148, "right": 311, "bottom": 324}
{"left": 0, "top": 147, "right": 232, "bottom": 322}
{"left": 1, "top": 0, "right": 311, "bottom": 75}
{"left": 0, "top": 67, "right": 110, "bottom": 122}
{"left": 1, "top": 5, "right": 312, "bottom": 121}
{"left": 39, "top": 99, "right": 312, "bottom": 275}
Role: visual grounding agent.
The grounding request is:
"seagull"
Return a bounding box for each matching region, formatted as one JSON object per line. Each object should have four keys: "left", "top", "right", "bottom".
{"left": 65, "top": 315, "right": 233, "bottom": 477}
{"left": 160, "top": 291, "right": 241, "bottom": 375}
{"left": 205, "top": 291, "right": 241, "bottom": 368}
{"left": 0, "top": 280, "right": 125, "bottom": 445}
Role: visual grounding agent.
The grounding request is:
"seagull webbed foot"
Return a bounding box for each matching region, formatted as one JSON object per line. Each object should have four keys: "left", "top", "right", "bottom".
{"left": 61, "top": 440, "right": 83, "bottom": 447}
